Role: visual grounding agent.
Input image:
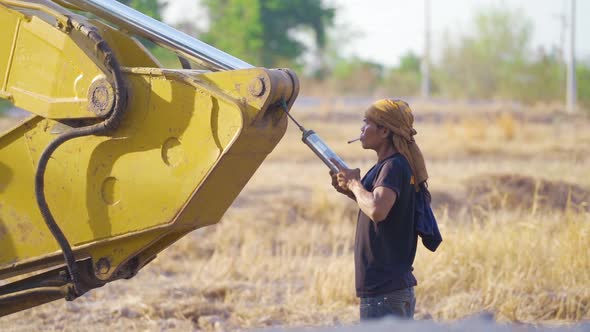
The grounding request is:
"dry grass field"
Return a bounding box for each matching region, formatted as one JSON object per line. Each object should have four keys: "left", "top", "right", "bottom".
{"left": 1, "top": 101, "right": 589, "bottom": 331}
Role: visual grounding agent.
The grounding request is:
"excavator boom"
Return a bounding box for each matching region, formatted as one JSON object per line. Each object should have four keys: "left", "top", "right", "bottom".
{"left": 0, "top": 0, "right": 298, "bottom": 316}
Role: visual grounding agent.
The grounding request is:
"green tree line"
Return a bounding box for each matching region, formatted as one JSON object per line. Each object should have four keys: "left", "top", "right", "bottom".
{"left": 6, "top": 1, "right": 586, "bottom": 116}
{"left": 201, "top": 0, "right": 334, "bottom": 69}
{"left": 327, "top": 7, "right": 589, "bottom": 110}
{"left": 134, "top": 1, "right": 589, "bottom": 110}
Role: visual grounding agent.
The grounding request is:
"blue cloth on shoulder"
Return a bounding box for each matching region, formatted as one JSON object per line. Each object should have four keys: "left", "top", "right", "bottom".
{"left": 415, "top": 190, "right": 442, "bottom": 252}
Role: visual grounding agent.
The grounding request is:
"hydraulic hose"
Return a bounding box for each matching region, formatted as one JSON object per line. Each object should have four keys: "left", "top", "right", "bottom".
{"left": 34, "top": 20, "right": 128, "bottom": 297}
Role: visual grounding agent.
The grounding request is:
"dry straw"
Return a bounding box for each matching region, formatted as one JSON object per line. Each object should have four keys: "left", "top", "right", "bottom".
{"left": 1, "top": 105, "right": 589, "bottom": 331}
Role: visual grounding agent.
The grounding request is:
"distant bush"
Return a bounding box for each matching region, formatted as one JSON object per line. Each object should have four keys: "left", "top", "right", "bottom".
{"left": 577, "top": 65, "right": 590, "bottom": 111}
{"left": 305, "top": 5, "right": 589, "bottom": 112}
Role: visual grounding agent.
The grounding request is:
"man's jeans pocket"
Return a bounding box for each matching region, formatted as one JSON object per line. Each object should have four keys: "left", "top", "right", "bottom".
{"left": 359, "top": 287, "right": 415, "bottom": 321}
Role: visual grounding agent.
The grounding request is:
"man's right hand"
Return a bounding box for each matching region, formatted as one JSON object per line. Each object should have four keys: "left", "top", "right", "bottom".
{"left": 330, "top": 170, "right": 356, "bottom": 200}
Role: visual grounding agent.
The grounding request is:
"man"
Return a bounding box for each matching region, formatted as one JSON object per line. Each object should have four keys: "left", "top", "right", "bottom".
{"left": 330, "top": 99, "right": 429, "bottom": 321}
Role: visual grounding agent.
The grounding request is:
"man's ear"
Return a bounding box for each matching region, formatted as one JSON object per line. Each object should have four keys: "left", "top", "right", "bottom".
{"left": 379, "top": 127, "right": 390, "bottom": 138}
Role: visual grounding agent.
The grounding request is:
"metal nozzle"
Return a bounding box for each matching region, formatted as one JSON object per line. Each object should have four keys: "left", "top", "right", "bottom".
{"left": 279, "top": 98, "right": 305, "bottom": 132}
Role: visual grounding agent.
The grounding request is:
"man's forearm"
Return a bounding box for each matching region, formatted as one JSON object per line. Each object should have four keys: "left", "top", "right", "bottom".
{"left": 349, "top": 180, "right": 379, "bottom": 220}
{"left": 345, "top": 191, "right": 357, "bottom": 201}
{"left": 335, "top": 187, "right": 356, "bottom": 201}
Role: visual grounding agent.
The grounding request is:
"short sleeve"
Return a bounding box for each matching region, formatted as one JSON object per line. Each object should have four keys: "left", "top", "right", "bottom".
{"left": 373, "top": 158, "right": 408, "bottom": 196}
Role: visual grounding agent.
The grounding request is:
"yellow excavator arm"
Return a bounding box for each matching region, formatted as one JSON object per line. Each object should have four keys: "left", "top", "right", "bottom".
{"left": 0, "top": 0, "right": 298, "bottom": 316}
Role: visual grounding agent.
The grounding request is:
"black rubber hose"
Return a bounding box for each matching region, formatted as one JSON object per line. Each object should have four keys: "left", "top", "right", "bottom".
{"left": 34, "top": 24, "right": 127, "bottom": 297}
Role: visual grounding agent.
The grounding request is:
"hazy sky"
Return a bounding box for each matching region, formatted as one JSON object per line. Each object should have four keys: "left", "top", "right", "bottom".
{"left": 162, "top": 0, "right": 589, "bottom": 67}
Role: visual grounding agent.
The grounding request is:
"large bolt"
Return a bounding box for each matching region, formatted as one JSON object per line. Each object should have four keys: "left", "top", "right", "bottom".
{"left": 248, "top": 77, "right": 266, "bottom": 97}
{"left": 88, "top": 78, "right": 115, "bottom": 117}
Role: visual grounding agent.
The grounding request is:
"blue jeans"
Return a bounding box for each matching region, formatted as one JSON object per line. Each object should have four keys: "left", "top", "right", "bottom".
{"left": 359, "top": 287, "right": 415, "bottom": 321}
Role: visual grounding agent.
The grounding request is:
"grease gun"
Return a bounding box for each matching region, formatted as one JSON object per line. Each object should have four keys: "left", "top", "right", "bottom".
{"left": 280, "top": 100, "right": 351, "bottom": 173}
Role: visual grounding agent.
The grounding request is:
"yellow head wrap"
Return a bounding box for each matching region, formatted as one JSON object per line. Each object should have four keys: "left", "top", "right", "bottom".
{"left": 365, "top": 99, "right": 428, "bottom": 188}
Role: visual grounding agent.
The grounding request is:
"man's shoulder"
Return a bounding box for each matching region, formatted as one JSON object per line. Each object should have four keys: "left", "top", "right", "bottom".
{"left": 382, "top": 153, "right": 411, "bottom": 173}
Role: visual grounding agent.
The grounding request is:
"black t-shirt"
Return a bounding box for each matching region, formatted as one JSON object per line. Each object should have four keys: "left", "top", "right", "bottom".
{"left": 354, "top": 153, "right": 418, "bottom": 297}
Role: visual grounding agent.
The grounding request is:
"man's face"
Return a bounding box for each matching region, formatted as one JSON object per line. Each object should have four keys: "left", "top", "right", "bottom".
{"left": 360, "top": 117, "right": 388, "bottom": 150}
